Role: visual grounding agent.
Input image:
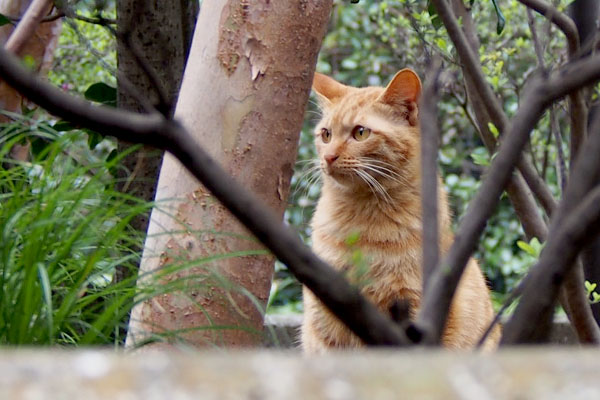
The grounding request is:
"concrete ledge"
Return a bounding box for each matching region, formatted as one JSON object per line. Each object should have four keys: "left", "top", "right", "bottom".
{"left": 1, "top": 348, "right": 599, "bottom": 399}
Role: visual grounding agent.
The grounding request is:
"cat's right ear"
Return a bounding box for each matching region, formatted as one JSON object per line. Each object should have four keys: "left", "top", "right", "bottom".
{"left": 312, "top": 72, "right": 349, "bottom": 108}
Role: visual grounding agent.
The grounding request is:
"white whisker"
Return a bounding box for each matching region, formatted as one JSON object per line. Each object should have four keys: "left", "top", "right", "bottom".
{"left": 354, "top": 168, "right": 393, "bottom": 205}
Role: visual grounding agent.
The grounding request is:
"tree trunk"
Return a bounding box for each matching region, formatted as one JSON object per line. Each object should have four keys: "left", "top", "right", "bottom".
{"left": 116, "top": 0, "right": 198, "bottom": 232}
{"left": 126, "top": 0, "right": 332, "bottom": 348}
{"left": 0, "top": 0, "right": 61, "bottom": 119}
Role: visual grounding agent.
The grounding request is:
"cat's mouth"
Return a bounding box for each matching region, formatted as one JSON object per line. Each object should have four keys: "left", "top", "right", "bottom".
{"left": 322, "top": 163, "right": 351, "bottom": 179}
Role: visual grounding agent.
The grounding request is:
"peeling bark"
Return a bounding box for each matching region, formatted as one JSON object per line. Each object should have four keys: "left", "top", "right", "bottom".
{"left": 126, "top": 0, "right": 332, "bottom": 348}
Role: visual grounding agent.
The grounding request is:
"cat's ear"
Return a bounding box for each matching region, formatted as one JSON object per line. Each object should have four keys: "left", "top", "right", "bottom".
{"left": 313, "top": 72, "right": 349, "bottom": 108}
{"left": 378, "top": 69, "right": 421, "bottom": 126}
{"left": 379, "top": 68, "right": 421, "bottom": 106}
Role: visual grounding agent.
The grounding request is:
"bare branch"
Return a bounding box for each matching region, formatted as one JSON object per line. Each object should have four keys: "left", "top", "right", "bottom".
{"left": 517, "top": 0, "right": 586, "bottom": 167}
{"left": 502, "top": 186, "right": 600, "bottom": 344}
{"left": 5, "top": 0, "right": 54, "bottom": 55}
{"left": 445, "top": 0, "right": 558, "bottom": 218}
{"left": 0, "top": 47, "right": 411, "bottom": 347}
{"left": 416, "top": 53, "right": 600, "bottom": 344}
{"left": 419, "top": 58, "right": 442, "bottom": 295}
{"left": 518, "top": 0, "right": 579, "bottom": 56}
{"left": 432, "top": 0, "right": 506, "bottom": 131}
{"left": 527, "top": 8, "right": 546, "bottom": 70}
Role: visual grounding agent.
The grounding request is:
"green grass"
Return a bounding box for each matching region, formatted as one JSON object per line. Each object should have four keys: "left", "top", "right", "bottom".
{"left": 0, "top": 116, "right": 275, "bottom": 347}
{"left": 0, "top": 118, "right": 147, "bottom": 345}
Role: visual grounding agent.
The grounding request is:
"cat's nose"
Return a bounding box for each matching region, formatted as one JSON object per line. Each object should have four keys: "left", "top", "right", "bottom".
{"left": 324, "top": 154, "right": 339, "bottom": 165}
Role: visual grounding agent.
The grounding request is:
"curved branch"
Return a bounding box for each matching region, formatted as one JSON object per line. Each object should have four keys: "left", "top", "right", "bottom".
{"left": 518, "top": 0, "right": 579, "bottom": 56}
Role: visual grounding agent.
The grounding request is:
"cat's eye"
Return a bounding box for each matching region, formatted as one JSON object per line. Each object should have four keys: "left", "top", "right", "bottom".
{"left": 352, "top": 125, "right": 371, "bottom": 141}
{"left": 321, "top": 128, "right": 332, "bottom": 143}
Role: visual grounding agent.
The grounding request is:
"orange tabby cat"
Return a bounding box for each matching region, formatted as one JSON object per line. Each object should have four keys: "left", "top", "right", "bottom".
{"left": 301, "top": 69, "right": 500, "bottom": 352}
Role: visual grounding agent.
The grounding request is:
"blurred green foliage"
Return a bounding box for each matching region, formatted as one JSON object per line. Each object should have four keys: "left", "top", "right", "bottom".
{"left": 48, "top": 2, "right": 116, "bottom": 94}
{"left": 269, "top": 0, "right": 574, "bottom": 313}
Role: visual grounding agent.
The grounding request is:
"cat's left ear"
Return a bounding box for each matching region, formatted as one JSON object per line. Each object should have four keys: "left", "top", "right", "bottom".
{"left": 313, "top": 72, "right": 350, "bottom": 108}
{"left": 378, "top": 69, "right": 421, "bottom": 125}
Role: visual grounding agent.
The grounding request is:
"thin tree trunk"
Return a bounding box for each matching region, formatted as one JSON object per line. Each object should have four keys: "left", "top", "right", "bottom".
{"left": 116, "top": 0, "right": 198, "bottom": 232}
{"left": 126, "top": 0, "right": 332, "bottom": 348}
{"left": 0, "top": 0, "right": 61, "bottom": 119}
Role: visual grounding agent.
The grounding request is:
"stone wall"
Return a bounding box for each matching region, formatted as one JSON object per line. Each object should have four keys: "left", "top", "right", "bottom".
{"left": 1, "top": 348, "right": 598, "bottom": 399}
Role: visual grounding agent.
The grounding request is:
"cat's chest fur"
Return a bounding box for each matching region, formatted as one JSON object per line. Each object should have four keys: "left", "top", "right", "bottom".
{"left": 311, "top": 188, "right": 423, "bottom": 294}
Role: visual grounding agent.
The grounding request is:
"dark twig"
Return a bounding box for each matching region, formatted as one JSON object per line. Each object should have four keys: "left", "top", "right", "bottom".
{"left": 66, "top": 12, "right": 116, "bottom": 26}
{"left": 58, "top": 15, "right": 156, "bottom": 115}
{"left": 416, "top": 53, "right": 600, "bottom": 344}
{"left": 477, "top": 278, "right": 526, "bottom": 347}
{"left": 7, "top": 11, "right": 64, "bottom": 23}
{"left": 120, "top": 30, "right": 171, "bottom": 117}
{"left": 0, "top": 47, "right": 411, "bottom": 347}
{"left": 518, "top": 0, "right": 579, "bottom": 56}
{"left": 551, "top": 106, "right": 567, "bottom": 193}
{"left": 502, "top": 186, "right": 600, "bottom": 344}
{"left": 8, "top": 8, "right": 118, "bottom": 25}
{"left": 527, "top": 8, "right": 546, "bottom": 71}
{"left": 419, "top": 58, "right": 442, "bottom": 295}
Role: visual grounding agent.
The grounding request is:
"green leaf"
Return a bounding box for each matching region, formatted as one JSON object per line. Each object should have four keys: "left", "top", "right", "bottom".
{"left": 427, "top": 1, "right": 443, "bottom": 30}
{"left": 53, "top": 121, "right": 78, "bottom": 132}
{"left": 585, "top": 280, "right": 597, "bottom": 294}
{"left": 435, "top": 38, "right": 447, "bottom": 52}
{"left": 427, "top": 1, "right": 437, "bottom": 17}
{"left": 593, "top": 293, "right": 600, "bottom": 304}
{"left": 517, "top": 240, "right": 536, "bottom": 257}
{"left": 86, "top": 130, "right": 103, "bottom": 150}
{"left": 0, "top": 13, "right": 11, "bottom": 26}
{"left": 517, "top": 238, "right": 544, "bottom": 258}
{"left": 487, "top": 122, "right": 499, "bottom": 139}
{"left": 37, "top": 263, "right": 54, "bottom": 344}
{"left": 30, "top": 137, "right": 52, "bottom": 159}
{"left": 528, "top": 237, "right": 544, "bottom": 257}
{"left": 106, "top": 149, "right": 119, "bottom": 175}
{"left": 490, "top": 0, "right": 505, "bottom": 35}
{"left": 431, "top": 15, "right": 443, "bottom": 30}
{"left": 84, "top": 82, "right": 117, "bottom": 107}
{"left": 471, "top": 152, "right": 490, "bottom": 166}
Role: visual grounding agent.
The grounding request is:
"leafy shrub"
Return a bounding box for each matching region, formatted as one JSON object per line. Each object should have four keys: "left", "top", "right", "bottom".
{"left": 0, "top": 117, "right": 147, "bottom": 345}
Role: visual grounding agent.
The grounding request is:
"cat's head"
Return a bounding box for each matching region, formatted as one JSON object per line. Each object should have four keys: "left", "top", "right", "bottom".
{"left": 312, "top": 69, "right": 422, "bottom": 195}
